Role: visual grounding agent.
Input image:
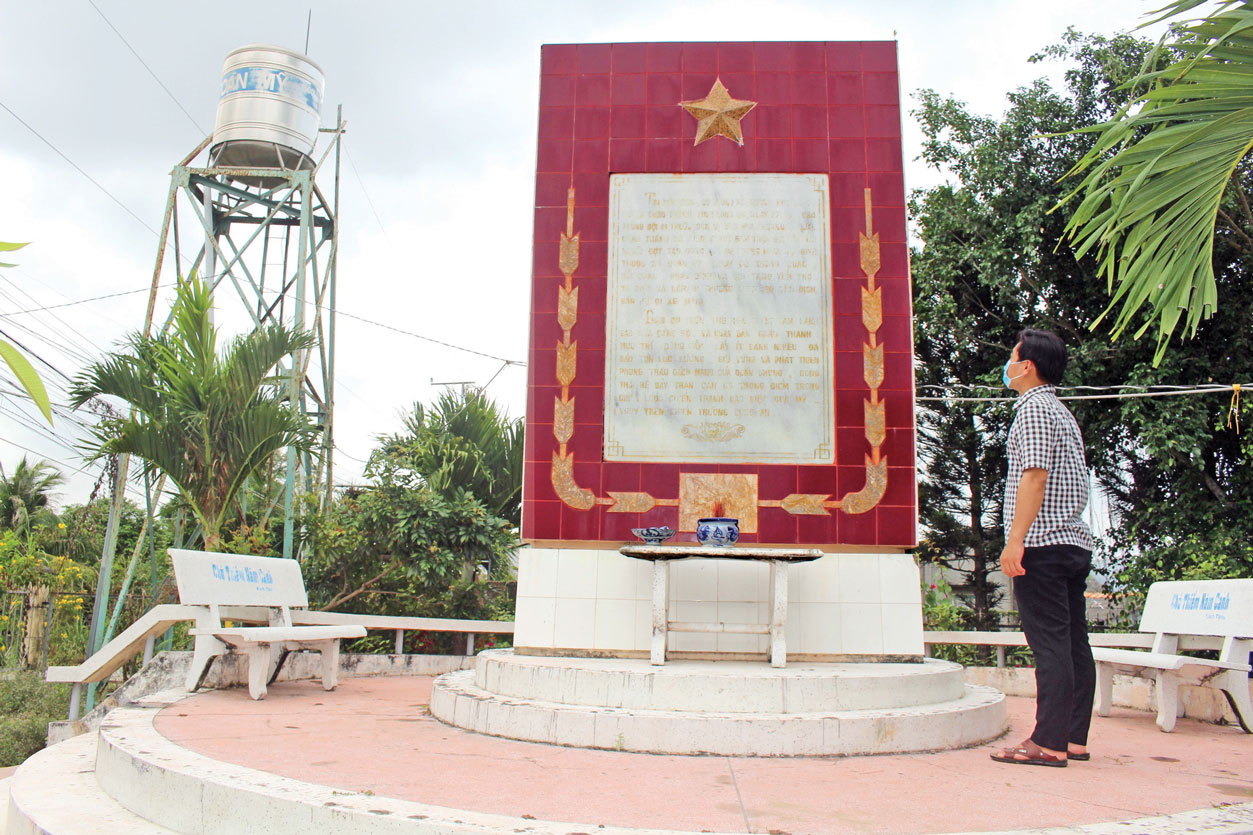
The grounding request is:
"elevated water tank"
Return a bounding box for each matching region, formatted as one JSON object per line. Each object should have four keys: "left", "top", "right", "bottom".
{"left": 210, "top": 44, "right": 324, "bottom": 172}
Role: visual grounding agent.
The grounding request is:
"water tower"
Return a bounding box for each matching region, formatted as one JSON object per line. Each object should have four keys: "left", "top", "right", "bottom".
{"left": 145, "top": 44, "right": 342, "bottom": 558}
{"left": 73, "top": 45, "right": 343, "bottom": 717}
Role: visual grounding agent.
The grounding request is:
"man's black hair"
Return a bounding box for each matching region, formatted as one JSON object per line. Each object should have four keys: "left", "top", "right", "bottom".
{"left": 1016, "top": 328, "right": 1067, "bottom": 385}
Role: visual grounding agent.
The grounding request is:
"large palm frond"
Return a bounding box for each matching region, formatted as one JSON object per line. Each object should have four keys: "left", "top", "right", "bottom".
{"left": 1060, "top": 0, "right": 1253, "bottom": 361}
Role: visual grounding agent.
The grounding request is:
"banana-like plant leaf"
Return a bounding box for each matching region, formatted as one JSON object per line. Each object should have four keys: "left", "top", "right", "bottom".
{"left": 0, "top": 338, "right": 53, "bottom": 424}
{"left": 0, "top": 240, "right": 30, "bottom": 274}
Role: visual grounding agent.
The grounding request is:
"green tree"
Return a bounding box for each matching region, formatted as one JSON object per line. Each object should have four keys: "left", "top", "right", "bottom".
{"left": 0, "top": 457, "right": 65, "bottom": 536}
{"left": 303, "top": 485, "right": 515, "bottom": 614}
{"left": 1061, "top": 0, "right": 1253, "bottom": 360}
{"left": 912, "top": 29, "right": 1253, "bottom": 621}
{"left": 912, "top": 31, "right": 1155, "bottom": 627}
{"left": 374, "top": 390, "right": 524, "bottom": 525}
{"left": 0, "top": 241, "right": 52, "bottom": 425}
{"left": 69, "top": 277, "right": 319, "bottom": 549}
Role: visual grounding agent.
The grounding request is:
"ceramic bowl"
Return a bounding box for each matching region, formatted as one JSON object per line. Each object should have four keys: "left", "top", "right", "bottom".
{"left": 631, "top": 526, "right": 676, "bottom": 545}
{"left": 695, "top": 517, "right": 739, "bottom": 547}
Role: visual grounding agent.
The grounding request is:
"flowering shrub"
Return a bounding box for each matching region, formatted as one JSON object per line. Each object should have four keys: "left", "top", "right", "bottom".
{"left": 0, "top": 530, "right": 95, "bottom": 669}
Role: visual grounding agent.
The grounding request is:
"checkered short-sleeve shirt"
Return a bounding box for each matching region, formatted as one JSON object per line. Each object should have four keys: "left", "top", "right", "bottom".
{"left": 1003, "top": 385, "right": 1094, "bottom": 550}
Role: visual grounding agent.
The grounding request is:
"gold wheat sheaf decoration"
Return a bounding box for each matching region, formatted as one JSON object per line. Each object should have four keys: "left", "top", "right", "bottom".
{"left": 838, "top": 188, "right": 889, "bottom": 514}
{"left": 768, "top": 187, "right": 888, "bottom": 516}
{"left": 551, "top": 188, "right": 596, "bottom": 509}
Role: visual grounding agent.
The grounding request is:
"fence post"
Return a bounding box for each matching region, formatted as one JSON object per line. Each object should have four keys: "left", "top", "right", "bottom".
{"left": 923, "top": 643, "right": 932, "bottom": 658}
{"left": 143, "top": 634, "right": 155, "bottom": 665}
{"left": 394, "top": 629, "right": 404, "bottom": 654}
{"left": 40, "top": 590, "right": 52, "bottom": 671}
{"left": 465, "top": 633, "right": 475, "bottom": 656}
{"left": 68, "top": 683, "right": 82, "bottom": 721}
{"left": 996, "top": 646, "right": 1006, "bottom": 668}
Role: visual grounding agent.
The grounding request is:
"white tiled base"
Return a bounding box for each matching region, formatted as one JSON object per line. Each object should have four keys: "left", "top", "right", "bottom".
{"left": 515, "top": 548, "right": 924, "bottom": 657}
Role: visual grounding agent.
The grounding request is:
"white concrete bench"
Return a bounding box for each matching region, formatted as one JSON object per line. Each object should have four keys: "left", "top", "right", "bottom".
{"left": 171, "top": 549, "right": 366, "bottom": 700}
{"left": 1092, "top": 579, "right": 1252, "bottom": 733}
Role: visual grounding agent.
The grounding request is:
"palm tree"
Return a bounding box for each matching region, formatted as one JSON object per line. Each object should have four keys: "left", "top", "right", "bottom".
{"left": 373, "top": 389, "right": 524, "bottom": 525}
{"left": 0, "top": 456, "right": 65, "bottom": 534}
{"left": 69, "top": 276, "right": 319, "bottom": 549}
{"left": 1061, "top": 0, "right": 1253, "bottom": 362}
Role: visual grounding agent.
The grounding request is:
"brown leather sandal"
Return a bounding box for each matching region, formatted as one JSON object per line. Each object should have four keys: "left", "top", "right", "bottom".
{"left": 990, "top": 741, "right": 1068, "bottom": 767}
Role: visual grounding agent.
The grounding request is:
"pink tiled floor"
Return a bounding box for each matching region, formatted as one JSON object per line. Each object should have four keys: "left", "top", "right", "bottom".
{"left": 154, "top": 676, "right": 1253, "bottom": 834}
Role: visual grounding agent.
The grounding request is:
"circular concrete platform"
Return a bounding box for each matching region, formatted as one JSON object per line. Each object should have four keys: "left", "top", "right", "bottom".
{"left": 430, "top": 649, "right": 1008, "bottom": 755}
{"left": 11, "top": 677, "right": 1253, "bottom": 835}
{"left": 9, "top": 677, "right": 1253, "bottom": 832}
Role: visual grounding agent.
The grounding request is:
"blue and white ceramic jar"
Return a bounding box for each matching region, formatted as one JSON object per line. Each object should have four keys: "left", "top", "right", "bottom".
{"left": 695, "top": 517, "right": 739, "bottom": 547}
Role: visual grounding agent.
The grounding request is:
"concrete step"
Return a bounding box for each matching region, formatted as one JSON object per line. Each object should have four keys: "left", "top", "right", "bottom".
{"left": 476, "top": 649, "right": 967, "bottom": 711}
{"left": 92, "top": 690, "right": 630, "bottom": 835}
{"left": 6, "top": 731, "right": 175, "bottom": 834}
{"left": 432, "top": 668, "right": 1009, "bottom": 756}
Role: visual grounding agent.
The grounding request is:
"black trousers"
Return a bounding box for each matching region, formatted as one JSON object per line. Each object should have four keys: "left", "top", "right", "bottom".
{"left": 1013, "top": 543, "right": 1096, "bottom": 751}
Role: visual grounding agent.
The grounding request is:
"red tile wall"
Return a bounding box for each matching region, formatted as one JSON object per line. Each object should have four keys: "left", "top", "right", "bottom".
{"left": 525, "top": 42, "right": 916, "bottom": 548}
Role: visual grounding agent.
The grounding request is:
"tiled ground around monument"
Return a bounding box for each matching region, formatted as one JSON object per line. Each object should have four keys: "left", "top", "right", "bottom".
{"left": 154, "top": 675, "right": 1253, "bottom": 835}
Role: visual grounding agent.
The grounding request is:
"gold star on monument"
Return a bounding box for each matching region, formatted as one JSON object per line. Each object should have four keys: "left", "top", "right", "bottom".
{"left": 681, "top": 78, "right": 757, "bottom": 146}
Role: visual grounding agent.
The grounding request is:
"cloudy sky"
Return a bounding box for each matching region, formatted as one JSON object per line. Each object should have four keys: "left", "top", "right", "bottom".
{"left": 0, "top": 0, "right": 1163, "bottom": 507}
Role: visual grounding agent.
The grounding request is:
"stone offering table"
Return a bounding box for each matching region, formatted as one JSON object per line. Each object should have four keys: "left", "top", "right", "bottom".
{"left": 620, "top": 545, "right": 823, "bottom": 667}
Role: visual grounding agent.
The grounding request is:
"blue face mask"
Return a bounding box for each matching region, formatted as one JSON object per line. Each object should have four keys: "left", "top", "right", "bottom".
{"left": 1003, "top": 359, "right": 1025, "bottom": 387}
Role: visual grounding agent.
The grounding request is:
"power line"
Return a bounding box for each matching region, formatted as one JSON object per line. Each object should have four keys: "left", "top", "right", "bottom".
{"left": 333, "top": 443, "right": 370, "bottom": 464}
{"left": 0, "top": 98, "right": 159, "bottom": 237}
{"left": 0, "top": 435, "right": 148, "bottom": 504}
{"left": 344, "top": 145, "right": 389, "bottom": 238}
{"left": 918, "top": 383, "right": 1239, "bottom": 393}
{"left": 4, "top": 267, "right": 135, "bottom": 332}
{"left": 0, "top": 324, "right": 76, "bottom": 383}
{"left": 332, "top": 379, "right": 391, "bottom": 421}
{"left": 86, "top": 0, "right": 207, "bottom": 137}
{"left": 917, "top": 384, "right": 1245, "bottom": 403}
{"left": 336, "top": 308, "right": 525, "bottom": 365}
{"left": 0, "top": 273, "right": 111, "bottom": 362}
{"left": 0, "top": 283, "right": 165, "bottom": 318}
{"left": 0, "top": 307, "right": 96, "bottom": 369}
{"left": 0, "top": 295, "right": 99, "bottom": 367}
{"left": 4, "top": 274, "right": 527, "bottom": 367}
{"left": 0, "top": 399, "right": 82, "bottom": 455}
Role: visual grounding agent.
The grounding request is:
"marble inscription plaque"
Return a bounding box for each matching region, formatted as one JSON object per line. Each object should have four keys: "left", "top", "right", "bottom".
{"left": 605, "top": 174, "right": 834, "bottom": 463}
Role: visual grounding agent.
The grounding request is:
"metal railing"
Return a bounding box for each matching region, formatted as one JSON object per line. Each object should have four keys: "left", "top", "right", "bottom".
{"left": 923, "top": 630, "right": 1227, "bottom": 667}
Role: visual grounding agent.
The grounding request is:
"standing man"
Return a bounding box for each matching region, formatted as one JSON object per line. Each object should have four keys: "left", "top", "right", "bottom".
{"left": 991, "top": 328, "right": 1095, "bottom": 768}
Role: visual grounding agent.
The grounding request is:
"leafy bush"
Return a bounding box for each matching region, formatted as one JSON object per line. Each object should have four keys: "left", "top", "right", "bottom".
{"left": 0, "top": 672, "right": 69, "bottom": 766}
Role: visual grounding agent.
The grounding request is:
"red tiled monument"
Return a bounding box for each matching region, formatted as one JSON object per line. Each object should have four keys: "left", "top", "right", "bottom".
{"left": 523, "top": 42, "right": 916, "bottom": 549}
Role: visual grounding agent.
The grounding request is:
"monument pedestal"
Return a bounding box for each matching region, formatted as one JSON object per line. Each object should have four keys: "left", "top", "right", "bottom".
{"left": 435, "top": 549, "right": 1007, "bottom": 756}
{"left": 513, "top": 548, "right": 925, "bottom": 660}
{"left": 432, "top": 650, "right": 1008, "bottom": 756}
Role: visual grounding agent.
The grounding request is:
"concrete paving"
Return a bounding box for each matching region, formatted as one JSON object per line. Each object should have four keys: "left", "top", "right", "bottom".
{"left": 151, "top": 674, "right": 1253, "bottom": 835}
